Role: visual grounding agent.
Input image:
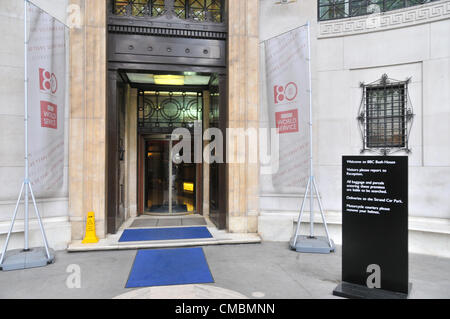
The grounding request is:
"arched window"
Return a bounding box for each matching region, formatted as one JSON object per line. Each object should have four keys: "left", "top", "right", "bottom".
{"left": 113, "top": 0, "right": 224, "bottom": 23}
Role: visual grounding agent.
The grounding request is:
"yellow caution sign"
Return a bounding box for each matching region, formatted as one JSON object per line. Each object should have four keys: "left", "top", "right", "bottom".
{"left": 82, "top": 212, "right": 99, "bottom": 244}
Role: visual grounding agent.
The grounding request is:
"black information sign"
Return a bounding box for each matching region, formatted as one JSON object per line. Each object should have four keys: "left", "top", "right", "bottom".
{"left": 336, "top": 156, "right": 409, "bottom": 298}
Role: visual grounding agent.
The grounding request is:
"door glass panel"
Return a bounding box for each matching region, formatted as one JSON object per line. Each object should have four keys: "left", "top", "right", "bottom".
{"left": 145, "top": 138, "right": 197, "bottom": 214}
{"left": 145, "top": 140, "right": 170, "bottom": 212}
{"left": 172, "top": 139, "right": 196, "bottom": 213}
{"left": 209, "top": 77, "right": 220, "bottom": 217}
{"left": 208, "top": 74, "right": 226, "bottom": 229}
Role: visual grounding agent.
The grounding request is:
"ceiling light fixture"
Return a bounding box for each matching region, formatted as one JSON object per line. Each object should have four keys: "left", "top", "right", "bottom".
{"left": 154, "top": 75, "right": 185, "bottom": 86}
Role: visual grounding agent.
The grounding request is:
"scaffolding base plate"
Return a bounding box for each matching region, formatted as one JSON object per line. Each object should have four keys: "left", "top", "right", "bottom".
{"left": 0, "top": 247, "right": 55, "bottom": 271}
{"left": 290, "top": 235, "right": 335, "bottom": 254}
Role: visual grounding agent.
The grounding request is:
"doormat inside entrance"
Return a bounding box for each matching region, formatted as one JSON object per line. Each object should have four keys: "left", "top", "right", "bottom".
{"left": 148, "top": 204, "right": 188, "bottom": 213}
{"left": 126, "top": 248, "right": 214, "bottom": 288}
{"left": 119, "top": 227, "right": 213, "bottom": 242}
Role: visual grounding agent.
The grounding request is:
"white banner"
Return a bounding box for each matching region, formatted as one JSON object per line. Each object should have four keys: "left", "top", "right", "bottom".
{"left": 264, "top": 25, "right": 311, "bottom": 191}
{"left": 27, "top": 2, "right": 66, "bottom": 195}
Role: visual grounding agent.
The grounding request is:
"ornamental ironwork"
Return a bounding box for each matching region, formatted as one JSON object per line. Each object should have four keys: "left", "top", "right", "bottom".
{"left": 358, "top": 74, "right": 415, "bottom": 155}
{"left": 138, "top": 90, "right": 203, "bottom": 132}
{"left": 113, "top": 0, "right": 224, "bottom": 23}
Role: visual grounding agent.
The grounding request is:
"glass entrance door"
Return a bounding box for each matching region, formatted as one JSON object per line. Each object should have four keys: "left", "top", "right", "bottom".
{"left": 145, "top": 137, "right": 196, "bottom": 214}
{"left": 145, "top": 139, "right": 170, "bottom": 213}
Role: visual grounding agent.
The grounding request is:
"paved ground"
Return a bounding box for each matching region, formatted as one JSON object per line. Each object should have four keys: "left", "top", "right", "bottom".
{"left": 0, "top": 242, "right": 449, "bottom": 299}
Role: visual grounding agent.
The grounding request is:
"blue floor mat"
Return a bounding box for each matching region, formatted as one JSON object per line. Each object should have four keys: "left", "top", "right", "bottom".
{"left": 119, "top": 227, "right": 213, "bottom": 242}
{"left": 148, "top": 204, "right": 188, "bottom": 213}
{"left": 126, "top": 248, "right": 214, "bottom": 288}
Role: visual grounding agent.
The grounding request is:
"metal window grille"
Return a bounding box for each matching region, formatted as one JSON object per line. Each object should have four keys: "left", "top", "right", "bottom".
{"left": 358, "top": 74, "right": 414, "bottom": 155}
{"left": 138, "top": 90, "right": 203, "bottom": 133}
{"left": 318, "top": 0, "right": 440, "bottom": 21}
{"left": 113, "top": 0, "right": 224, "bottom": 23}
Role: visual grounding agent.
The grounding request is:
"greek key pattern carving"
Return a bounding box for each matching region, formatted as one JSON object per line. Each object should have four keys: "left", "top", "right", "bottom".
{"left": 319, "top": 0, "right": 450, "bottom": 38}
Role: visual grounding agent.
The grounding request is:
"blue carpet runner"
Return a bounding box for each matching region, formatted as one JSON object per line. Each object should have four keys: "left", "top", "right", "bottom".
{"left": 126, "top": 247, "right": 214, "bottom": 288}
{"left": 119, "top": 227, "right": 213, "bottom": 242}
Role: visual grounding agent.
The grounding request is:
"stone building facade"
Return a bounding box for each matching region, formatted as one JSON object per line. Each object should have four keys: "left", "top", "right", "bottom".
{"left": 0, "top": 0, "right": 449, "bottom": 257}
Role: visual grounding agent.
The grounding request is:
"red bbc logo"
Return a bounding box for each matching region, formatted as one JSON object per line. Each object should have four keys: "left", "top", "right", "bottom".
{"left": 274, "top": 82, "right": 298, "bottom": 104}
{"left": 39, "top": 68, "right": 58, "bottom": 94}
{"left": 276, "top": 109, "right": 299, "bottom": 134}
{"left": 40, "top": 101, "right": 58, "bottom": 129}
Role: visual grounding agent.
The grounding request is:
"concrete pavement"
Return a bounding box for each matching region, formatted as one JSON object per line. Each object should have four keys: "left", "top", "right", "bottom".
{"left": 0, "top": 242, "right": 448, "bottom": 299}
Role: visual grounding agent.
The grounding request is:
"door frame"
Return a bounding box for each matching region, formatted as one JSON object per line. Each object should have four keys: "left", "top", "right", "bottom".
{"left": 106, "top": 71, "right": 126, "bottom": 234}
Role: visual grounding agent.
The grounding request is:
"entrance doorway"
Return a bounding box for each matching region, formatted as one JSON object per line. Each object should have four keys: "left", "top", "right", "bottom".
{"left": 144, "top": 136, "right": 198, "bottom": 215}
{"left": 106, "top": 0, "right": 228, "bottom": 233}
{"left": 135, "top": 79, "right": 206, "bottom": 217}
{"left": 107, "top": 68, "right": 227, "bottom": 233}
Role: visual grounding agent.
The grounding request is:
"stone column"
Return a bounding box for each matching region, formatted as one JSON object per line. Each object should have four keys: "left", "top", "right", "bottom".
{"left": 69, "top": 0, "right": 107, "bottom": 239}
{"left": 227, "top": 0, "right": 260, "bottom": 233}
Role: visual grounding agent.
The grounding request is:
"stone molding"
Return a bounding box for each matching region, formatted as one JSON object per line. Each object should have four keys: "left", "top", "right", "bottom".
{"left": 318, "top": 0, "right": 450, "bottom": 38}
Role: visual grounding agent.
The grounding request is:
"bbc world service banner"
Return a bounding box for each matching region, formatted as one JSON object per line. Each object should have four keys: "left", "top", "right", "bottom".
{"left": 27, "top": 2, "right": 66, "bottom": 195}
{"left": 265, "top": 26, "right": 311, "bottom": 191}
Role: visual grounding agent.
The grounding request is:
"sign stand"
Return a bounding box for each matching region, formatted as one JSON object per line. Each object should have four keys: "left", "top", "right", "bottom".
{"left": 333, "top": 156, "right": 410, "bottom": 299}
{"left": 289, "top": 22, "right": 335, "bottom": 254}
{"left": 0, "top": 0, "right": 55, "bottom": 271}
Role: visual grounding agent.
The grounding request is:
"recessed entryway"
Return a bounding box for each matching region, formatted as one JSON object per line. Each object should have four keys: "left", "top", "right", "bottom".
{"left": 130, "top": 70, "right": 225, "bottom": 228}
{"left": 106, "top": 67, "right": 228, "bottom": 234}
